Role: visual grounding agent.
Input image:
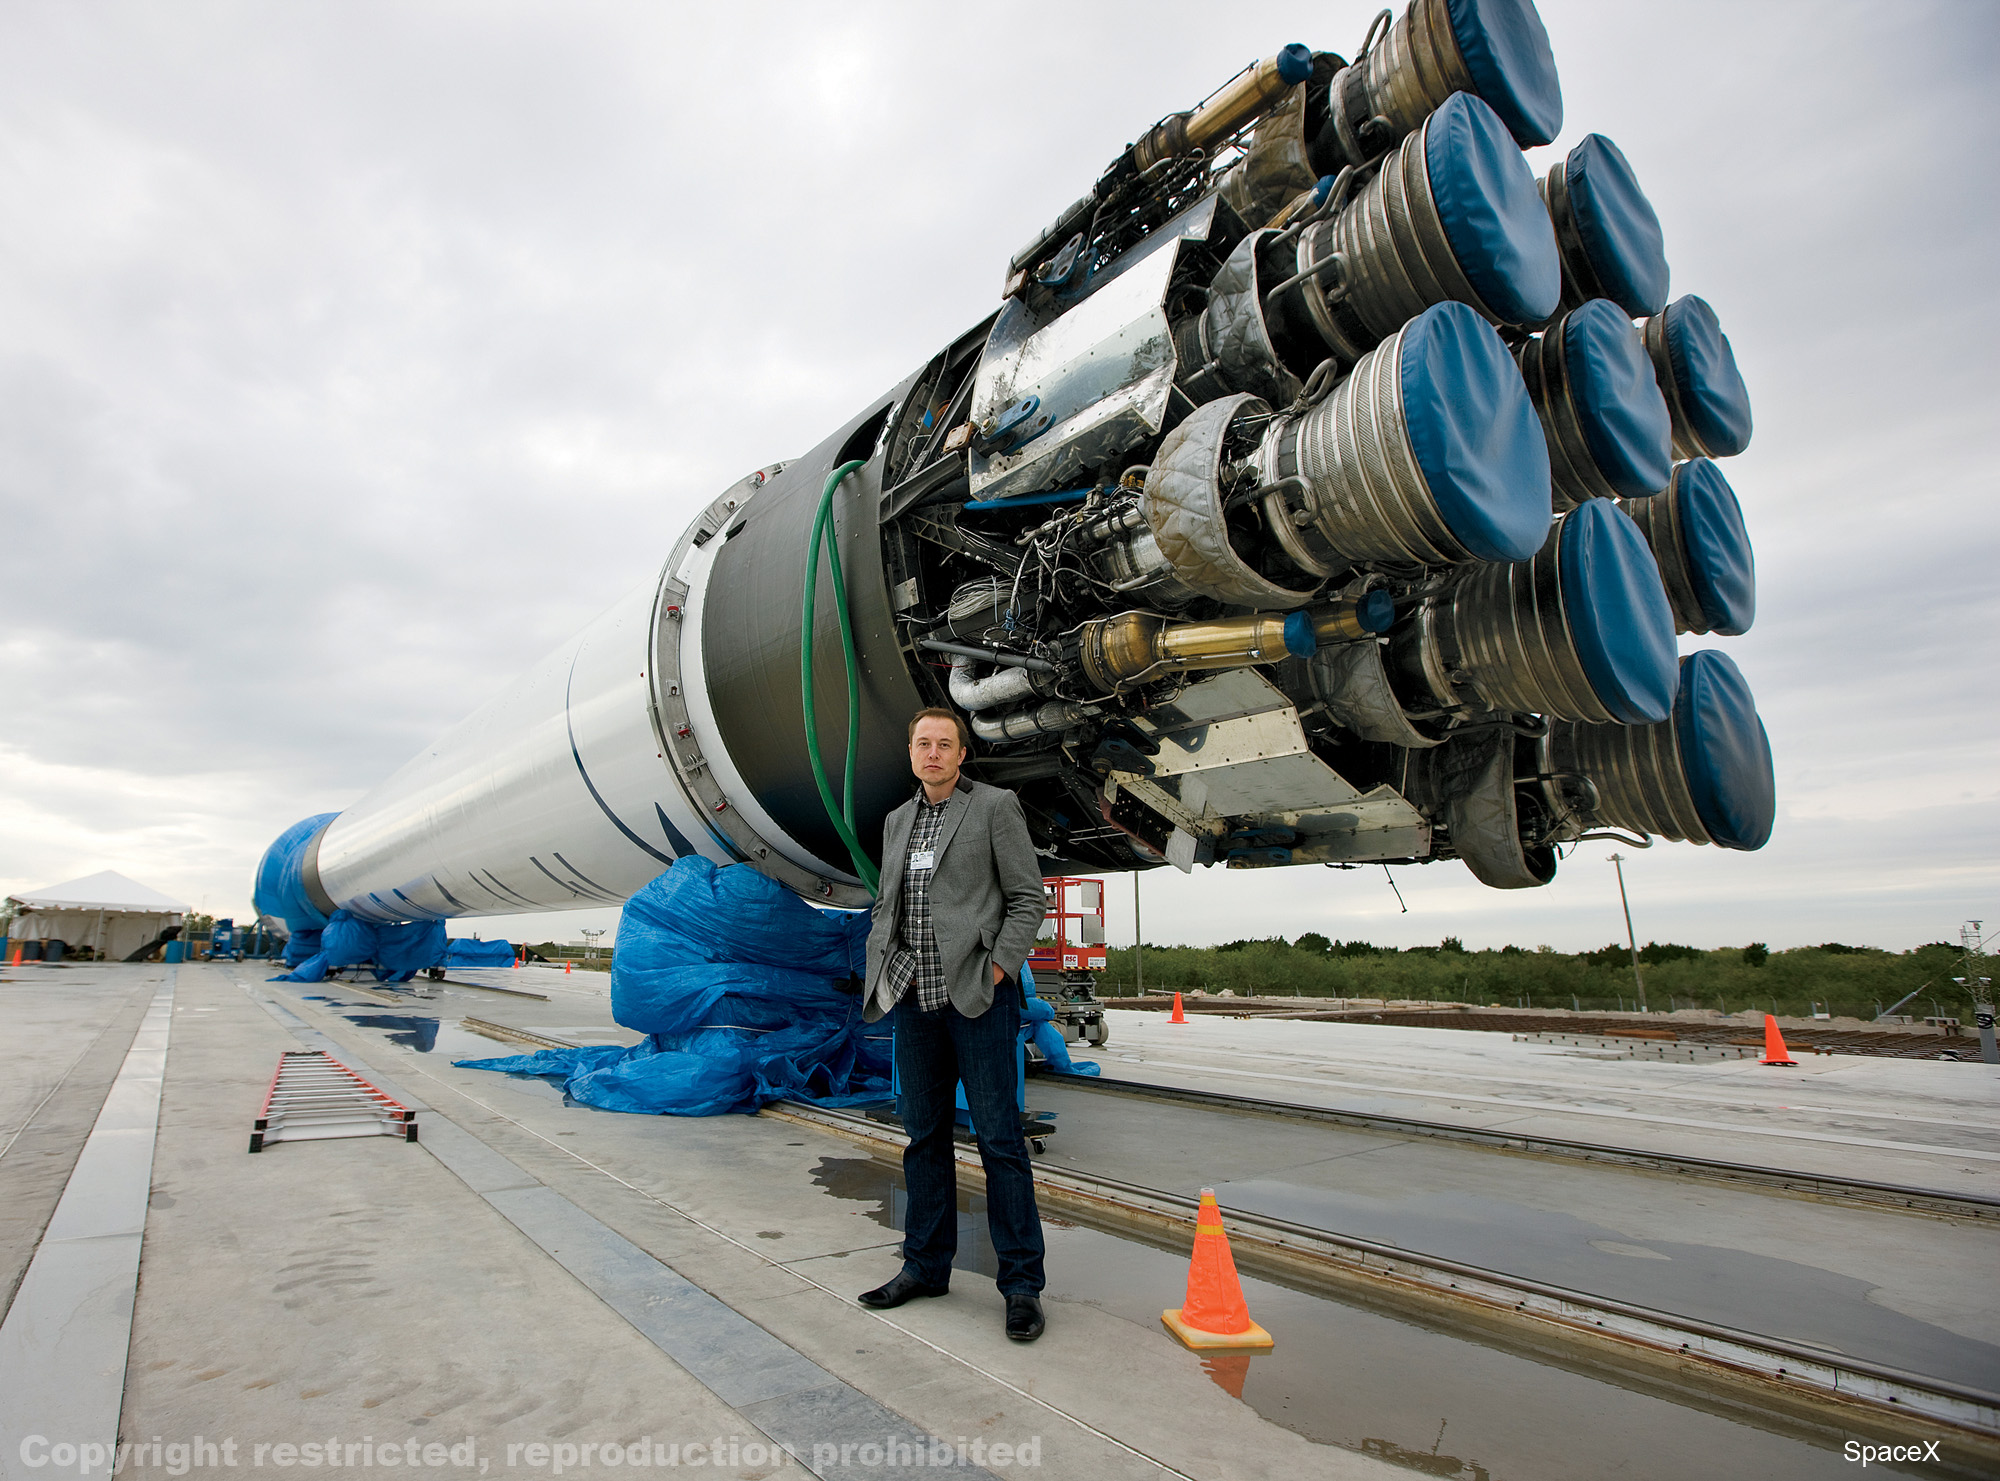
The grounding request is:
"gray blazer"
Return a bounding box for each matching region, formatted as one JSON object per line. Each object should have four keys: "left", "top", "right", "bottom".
{"left": 862, "top": 777, "right": 1048, "bottom": 1023}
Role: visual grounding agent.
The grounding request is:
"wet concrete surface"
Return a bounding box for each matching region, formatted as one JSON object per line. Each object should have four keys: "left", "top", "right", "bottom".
{"left": 800, "top": 1153, "right": 1958, "bottom": 1480}
{"left": 1211, "top": 1178, "right": 2000, "bottom": 1389}
{"left": 313, "top": 986, "right": 2000, "bottom": 1394}
{"left": 1022, "top": 1076, "right": 2000, "bottom": 1384}
{"left": 9, "top": 963, "right": 1973, "bottom": 1480}
{"left": 1076, "top": 1011, "right": 2000, "bottom": 1195}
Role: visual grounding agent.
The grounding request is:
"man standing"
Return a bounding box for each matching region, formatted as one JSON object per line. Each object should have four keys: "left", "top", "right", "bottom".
{"left": 857, "top": 707, "right": 1051, "bottom": 1340}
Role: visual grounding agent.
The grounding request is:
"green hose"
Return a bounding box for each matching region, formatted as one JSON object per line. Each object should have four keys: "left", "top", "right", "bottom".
{"left": 801, "top": 458, "right": 880, "bottom": 894}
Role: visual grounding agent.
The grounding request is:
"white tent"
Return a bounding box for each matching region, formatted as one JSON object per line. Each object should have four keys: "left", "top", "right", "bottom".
{"left": 4, "top": 870, "right": 190, "bottom": 961}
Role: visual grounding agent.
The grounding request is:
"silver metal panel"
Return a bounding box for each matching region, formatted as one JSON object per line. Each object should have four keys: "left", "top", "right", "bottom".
{"left": 1132, "top": 669, "right": 1293, "bottom": 735}
{"left": 1172, "top": 749, "right": 1359, "bottom": 815}
{"left": 968, "top": 214, "right": 1211, "bottom": 500}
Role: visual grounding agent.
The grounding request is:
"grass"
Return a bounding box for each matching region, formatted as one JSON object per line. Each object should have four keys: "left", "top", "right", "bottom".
{"left": 1095, "top": 939, "right": 1981, "bottom": 1022}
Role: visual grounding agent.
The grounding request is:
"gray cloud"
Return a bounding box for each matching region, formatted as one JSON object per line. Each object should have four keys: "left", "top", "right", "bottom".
{"left": 2, "top": 1, "right": 1993, "bottom": 952}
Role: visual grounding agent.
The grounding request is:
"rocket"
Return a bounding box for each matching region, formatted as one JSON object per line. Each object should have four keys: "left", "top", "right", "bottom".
{"left": 255, "top": 0, "right": 1772, "bottom": 937}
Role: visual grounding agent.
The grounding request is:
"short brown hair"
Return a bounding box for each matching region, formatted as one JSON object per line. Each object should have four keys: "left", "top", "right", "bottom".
{"left": 908, "top": 707, "right": 972, "bottom": 749}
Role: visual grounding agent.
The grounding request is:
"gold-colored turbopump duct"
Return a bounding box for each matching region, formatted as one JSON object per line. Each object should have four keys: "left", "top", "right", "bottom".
{"left": 1077, "top": 593, "right": 1393, "bottom": 692}
{"left": 1133, "top": 47, "right": 1317, "bottom": 172}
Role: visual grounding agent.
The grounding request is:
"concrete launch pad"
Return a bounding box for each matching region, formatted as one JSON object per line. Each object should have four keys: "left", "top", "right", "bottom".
{"left": 3, "top": 962, "right": 1996, "bottom": 1480}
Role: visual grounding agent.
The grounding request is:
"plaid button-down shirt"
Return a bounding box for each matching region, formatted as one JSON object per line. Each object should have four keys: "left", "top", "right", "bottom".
{"left": 886, "top": 792, "right": 954, "bottom": 1013}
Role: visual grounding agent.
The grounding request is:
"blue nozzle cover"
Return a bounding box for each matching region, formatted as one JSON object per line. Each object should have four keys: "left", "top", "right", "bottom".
{"left": 1423, "top": 93, "right": 1562, "bottom": 326}
{"left": 1563, "top": 134, "right": 1669, "bottom": 317}
{"left": 1673, "top": 650, "right": 1774, "bottom": 850}
{"left": 1443, "top": 0, "right": 1563, "bottom": 146}
{"left": 253, "top": 813, "right": 339, "bottom": 934}
{"left": 1556, "top": 499, "right": 1678, "bottom": 724}
{"left": 1561, "top": 298, "right": 1673, "bottom": 497}
{"left": 1283, "top": 610, "right": 1317, "bottom": 657}
{"left": 1672, "top": 459, "right": 1756, "bottom": 636}
{"left": 1357, "top": 588, "right": 1396, "bottom": 632}
{"left": 1399, "top": 301, "right": 1552, "bottom": 563}
{"left": 1277, "top": 44, "right": 1314, "bottom": 86}
{"left": 1660, "top": 295, "right": 1753, "bottom": 456}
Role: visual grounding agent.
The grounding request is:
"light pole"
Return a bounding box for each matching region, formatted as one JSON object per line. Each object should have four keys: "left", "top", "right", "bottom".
{"left": 1607, "top": 853, "right": 1646, "bottom": 1012}
{"left": 1133, "top": 874, "right": 1145, "bottom": 1000}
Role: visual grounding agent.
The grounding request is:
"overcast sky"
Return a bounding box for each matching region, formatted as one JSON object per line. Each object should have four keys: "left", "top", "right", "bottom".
{"left": 2, "top": 2, "right": 1994, "bottom": 956}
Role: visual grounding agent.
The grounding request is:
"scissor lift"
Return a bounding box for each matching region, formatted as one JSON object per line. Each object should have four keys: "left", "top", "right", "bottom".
{"left": 1028, "top": 876, "right": 1110, "bottom": 1048}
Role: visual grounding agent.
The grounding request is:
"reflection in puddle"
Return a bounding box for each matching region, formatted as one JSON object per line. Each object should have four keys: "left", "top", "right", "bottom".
{"left": 1361, "top": 1431, "right": 1489, "bottom": 1481}
{"left": 341, "top": 1013, "right": 439, "bottom": 1053}
{"left": 807, "top": 1156, "right": 1001, "bottom": 1279}
{"left": 800, "top": 1157, "right": 1943, "bottom": 1480}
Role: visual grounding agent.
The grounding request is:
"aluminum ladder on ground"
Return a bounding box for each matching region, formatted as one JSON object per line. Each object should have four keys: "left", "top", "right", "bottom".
{"left": 248, "top": 1049, "right": 417, "bottom": 1152}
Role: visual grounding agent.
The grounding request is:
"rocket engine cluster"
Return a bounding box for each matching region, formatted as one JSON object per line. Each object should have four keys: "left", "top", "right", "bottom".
{"left": 256, "top": 0, "right": 1773, "bottom": 936}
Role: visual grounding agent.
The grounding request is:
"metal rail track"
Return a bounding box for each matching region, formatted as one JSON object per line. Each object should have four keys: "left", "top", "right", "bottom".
{"left": 765, "top": 1099, "right": 2000, "bottom": 1452}
{"left": 1044, "top": 1070, "right": 2000, "bottom": 1223}
{"left": 458, "top": 1018, "right": 579, "bottom": 1052}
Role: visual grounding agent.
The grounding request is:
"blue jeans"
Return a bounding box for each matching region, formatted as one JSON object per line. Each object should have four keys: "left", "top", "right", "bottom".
{"left": 892, "top": 990, "right": 1045, "bottom": 1296}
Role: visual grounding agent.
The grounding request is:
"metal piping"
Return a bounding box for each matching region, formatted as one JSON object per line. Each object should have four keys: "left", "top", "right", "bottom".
{"left": 1076, "top": 597, "right": 1385, "bottom": 692}
{"left": 970, "top": 700, "right": 1102, "bottom": 743}
{"left": 1134, "top": 47, "right": 1314, "bottom": 173}
{"left": 947, "top": 654, "right": 1051, "bottom": 712}
{"left": 918, "top": 638, "right": 1057, "bottom": 673}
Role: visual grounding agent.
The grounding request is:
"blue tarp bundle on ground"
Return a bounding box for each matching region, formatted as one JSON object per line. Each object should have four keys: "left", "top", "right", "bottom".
{"left": 272, "top": 911, "right": 514, "bottom": 982}
{"left": 453, "top": 855, "right": 1096, "bottom": 1117}
{"left": 445, "top": 937, "right": 519, "bottom": 968}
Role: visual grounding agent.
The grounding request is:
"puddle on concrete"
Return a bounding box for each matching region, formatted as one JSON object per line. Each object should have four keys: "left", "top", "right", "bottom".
{"left": 804, "top": 1155, "right": 1958, "bottom": 1480}
{"left": 1209, "top": 1179, "right": 2000, "bottom": 1391}
{"left": 342, "top": 1013, "right": 439, "bottom": 1053}
{"left": 331, "top": 1014, "right": 570, "bottom": 1103}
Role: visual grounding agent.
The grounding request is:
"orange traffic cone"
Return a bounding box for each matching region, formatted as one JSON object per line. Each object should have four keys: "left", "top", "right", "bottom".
{"left": 565, "top": 960, "right": 572, "bottom": 974}
{"left": 513, "top": 954, "right": 521, "bottom": 969}
{"left": 1760, "top": 1014, "right": 1797, "bottom": 1066}
{"left": 1170, "top": 992, "right": 1187, "bottom": 1024}
{"left": 1162, "top": 1189, "right": 1273, "bottom": 1351}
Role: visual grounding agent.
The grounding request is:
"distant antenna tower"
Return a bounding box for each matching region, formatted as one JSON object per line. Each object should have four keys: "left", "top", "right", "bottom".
{"left": 582, "top": 926, "right": 606, "bottom": 961}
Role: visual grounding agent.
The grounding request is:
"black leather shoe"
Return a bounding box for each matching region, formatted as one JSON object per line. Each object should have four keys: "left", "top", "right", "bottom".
{"left": 857, "top": 1272, "right": 948, "bottom": 1309}
{"left": 1005, "top": 1294, "right": 1044, "bottom": 1342}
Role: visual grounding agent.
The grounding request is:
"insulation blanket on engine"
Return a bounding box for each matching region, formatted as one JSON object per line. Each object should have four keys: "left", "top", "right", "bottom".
{"left": 453, "top": 856, "right": 892, "bottom": 1116}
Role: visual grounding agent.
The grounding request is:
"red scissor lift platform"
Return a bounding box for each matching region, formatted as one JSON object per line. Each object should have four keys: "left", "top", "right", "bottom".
{"left": 1027, "top": 876, "right": 1110, "bottom": 1048}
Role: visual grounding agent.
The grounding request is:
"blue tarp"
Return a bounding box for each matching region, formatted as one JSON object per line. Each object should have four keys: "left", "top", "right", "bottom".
{"left": 454, "top": 856, "right": 1097, "bottom": 1117}
{"left": 271, "top": 911, "right": 512, "bottom": 983}
{"left": 252, "top": 813, "right": 339, "bottom": 934}
{"left": 445, "top": 937, "right": 519, "bottom": 968}
{"left": 455, "top": 857, "right": 888, "bottom": 1116}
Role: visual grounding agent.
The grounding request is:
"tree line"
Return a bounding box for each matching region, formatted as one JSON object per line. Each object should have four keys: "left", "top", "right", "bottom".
{"left": 1094, "top": 938, "right": 1978, "bottom": 1022}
